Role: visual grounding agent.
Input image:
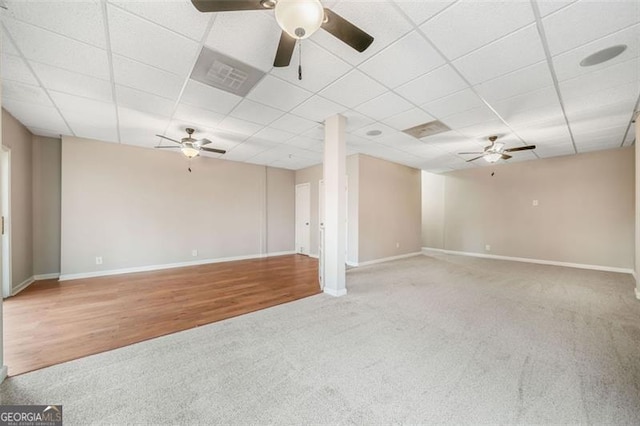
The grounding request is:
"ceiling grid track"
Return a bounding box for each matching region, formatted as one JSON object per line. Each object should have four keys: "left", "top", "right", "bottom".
{"left": 0, "top": 22, "right": 76, "bottom": 138}
{"left": 529, "top": 0, "right": 578, "bottom": 154}
{"left": 100, "top": 0, "right": 121, "bottom": 144}
{"left": 619, "top": 92, "right": 640, "bottom": 147}
{"left": 390, "top": 0, "right": 542, "bottom": 161}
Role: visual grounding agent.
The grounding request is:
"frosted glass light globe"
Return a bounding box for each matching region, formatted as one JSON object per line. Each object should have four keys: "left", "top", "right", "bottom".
{"left": 275, "top": 0, "right": 324, "bottom": 39}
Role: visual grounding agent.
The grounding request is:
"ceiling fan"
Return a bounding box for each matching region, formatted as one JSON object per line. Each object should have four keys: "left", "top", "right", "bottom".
{"left": 155, "top": 128, "right": 227, "bottom": 159}
{"left": 191, "top": 0, "right": 374, "bottom": 69}
{"left": 459, "top": 135, "right": 536, "bottom": 163}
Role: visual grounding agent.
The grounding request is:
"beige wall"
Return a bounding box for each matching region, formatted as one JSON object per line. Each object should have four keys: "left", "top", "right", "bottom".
{"left": 635, "top": 121, "right": 639, "bottom": 289}
{"left": 294, "top": 163, "right": 323, "bottom": 257}
{"left": 421, "top": 172, "right": 445, "bottom": 249}
{"left": 60, "top": 136, "right": 294, "bottom": 276}
{"left": 358, "top": 154, "right": 422, "bottom": 263}
{"left": 423, "top": 147, "right": 635, "bottom": 269}
{"left": 2, "top": 110, "right": 33, "bottom": 289}
{"left": 266, "top": 167, "right": 295, "bottom": 254}
{"left": 346, "top": 154, "right": 359, "bottom": 264}
{"left": 32, "top": 136, "right": 61, "bottom": 276}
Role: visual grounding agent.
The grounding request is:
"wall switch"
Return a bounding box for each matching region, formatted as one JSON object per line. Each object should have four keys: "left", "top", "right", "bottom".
{"left": 485, "top": 245, "right": 491, "bottom": 252}
{"left": 532, "top": 199, "right": 539, "bottom": 206}
{"left": 95, "top": 256, "right": 103, "bottom": 265}
{"left": 191, "top": 249, "right": 198, "bottom": 257}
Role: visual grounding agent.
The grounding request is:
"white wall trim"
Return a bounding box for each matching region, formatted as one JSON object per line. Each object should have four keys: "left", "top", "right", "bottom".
{"left": 34, "top": 273, "right": 60, "bottom": 280}
{"left": 346, "top": 261, "right": 358, "bottom": 267}
{"left": 356, "top": 252, "right": 422, "bottom": 267}
{"left": 0, "top": 365, "right": 7, "bottom": 383}
{"left": 421, "top": 247, "right": 635, "bottom": 275}
{"left": 59, "top": 251, "right": 297, "bottom": 281}
{"left": 635, "top": 287, "right": 640, "bottom": 301}
{"left": 12, "top": 276, "right": 34, "bottom": 296}
{"left": 324, "top": 287, "right": 347, "bottom": 297}
{"left": 309, "top": 253, "right": 319, "bottom": 259}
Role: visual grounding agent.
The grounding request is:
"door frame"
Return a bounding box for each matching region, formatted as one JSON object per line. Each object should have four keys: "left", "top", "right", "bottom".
{"left": 294, "top": 182, "right": 311, "bottom": 256}
{"left": 1, "top": 146, "right": 11, "bottom": 299}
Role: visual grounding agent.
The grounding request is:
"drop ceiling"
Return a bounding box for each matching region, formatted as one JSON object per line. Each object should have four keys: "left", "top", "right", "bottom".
{"left": 0, "top": 0, "right": 638, "bottom": 172}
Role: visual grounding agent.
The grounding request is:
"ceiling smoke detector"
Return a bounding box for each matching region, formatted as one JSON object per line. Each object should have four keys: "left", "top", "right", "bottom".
{"left": 580, "top": 45, "right": 627, "bottom": 67}
{"left": 403, "top": 120, "right": 451, "bottom": 139}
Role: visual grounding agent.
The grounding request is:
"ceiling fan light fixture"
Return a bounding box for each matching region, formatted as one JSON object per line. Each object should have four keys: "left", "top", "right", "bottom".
{"left": 484, "top": 153, "right": 502, "bottom": 163}
{"left": 275, "top": 0, "right": 324, "bottom": 39}
{"left": 181, "top": 145, "right": 200, "bottom": 158}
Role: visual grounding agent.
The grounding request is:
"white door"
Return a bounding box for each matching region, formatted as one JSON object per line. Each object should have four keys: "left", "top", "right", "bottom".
{"left": 295, "top": 183, "right": 311, "bottom": 255}
{"left": 1, "top": 147, "right": 10, "bottom": 298}
{"left": 318, "top": 180, "right": 325, "bottom": 288}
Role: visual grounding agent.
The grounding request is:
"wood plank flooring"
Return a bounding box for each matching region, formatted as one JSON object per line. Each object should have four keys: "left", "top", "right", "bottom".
{"left": 3, "top": 254, "right": 319, "bottom": 376}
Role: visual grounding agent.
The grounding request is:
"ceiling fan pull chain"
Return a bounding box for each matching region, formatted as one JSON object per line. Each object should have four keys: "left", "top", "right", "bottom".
{"left": 298, "top": 40, "right": 302, "bottom": 80}
{"left": 188, "top": 158, "right": 192, "bottom": 173}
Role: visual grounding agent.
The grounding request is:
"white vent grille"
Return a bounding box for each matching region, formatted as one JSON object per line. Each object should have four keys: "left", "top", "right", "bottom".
{"left": 403, "top": 120, "right": 451, "bottom": 139}
{"left": 191, "top": 47, "right": 264, "bottom": 97}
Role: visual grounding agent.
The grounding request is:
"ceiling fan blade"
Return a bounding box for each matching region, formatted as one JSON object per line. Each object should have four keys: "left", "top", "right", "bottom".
{"left": 154, "top": 146, "right": 182, "bottom": 149}
{"left": 201, "top": 147, "right": 227, "bottom": 154}
{"left": 156, "top": 134, "right": 181, "bottom": 144}
{"left": 273, "top": 31, "right": 297, "bottom": 67}
{"left": 504, "top": 145, "right": 536, "bottom": 152}
{"left": 198, "top": 138, "right": 212, "bottom": 146}
{"left": 458, "top": 152, "right": 484, "bottom": 155}
{"left": 191, "top": 0, "right": 266, "bottom": 12}
{"left": 321, "top": 9, "right": 374, "bottom": 53}
{"left": 466, "top": 155, "right": 485, "bottom": 162}
{"left": 501, "top": 154, "right": 512, "bottom": 160}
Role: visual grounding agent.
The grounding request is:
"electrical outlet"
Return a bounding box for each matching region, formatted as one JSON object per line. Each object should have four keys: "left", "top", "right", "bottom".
{"left": 532, "top": 199, "right": 539, "bottom": 206}
{"left": 191, "top": 249, "right": 198, "bottom": 257}
{"left": 95, "top": 256, "right": 103, "bottom": 265}
{"left": 485, "top": 245, "right": 491, "bottom": 252}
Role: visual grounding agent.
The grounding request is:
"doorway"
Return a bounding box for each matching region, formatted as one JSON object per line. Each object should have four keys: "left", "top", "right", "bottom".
{"left": 295, "top": 183, "right": 311, "bottom": 255}
{"left": 1, "top": 147, "right": 10, "bottom": 299}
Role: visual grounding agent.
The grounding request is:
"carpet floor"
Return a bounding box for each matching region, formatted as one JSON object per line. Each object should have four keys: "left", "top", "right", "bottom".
{"left": 1, "top": 254, "right": 639, "bottom": 424}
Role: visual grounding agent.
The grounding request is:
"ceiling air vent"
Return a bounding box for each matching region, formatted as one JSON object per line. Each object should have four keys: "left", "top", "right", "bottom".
{"left": 190, "top": 47, "right": 265, "bottom": 97}
{"left": 403, "top": 120, "right": 451, "bottom": 139}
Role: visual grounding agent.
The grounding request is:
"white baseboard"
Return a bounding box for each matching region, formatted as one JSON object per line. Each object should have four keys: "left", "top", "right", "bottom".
{"left": 308, "top": 253, "right": 319, "bottom": 259}
{"left": 346, "top": 260, "right": 358, "bottom": 267}
{"left": 324, "top": 287, "right": 347, "bottom": 297}
{"left": 356, "top": 252, "right": 422, "bottom": 267}
{"left": 12, "top": 276, "right": 34, "bottom": 296}
{"left": 0, "top": 365, "right": 7, "bottom": 383}
{"left": 59, "top": 251, "right": 297, "bottom": 281}
{"left": 34, "top": 273, "right": 60, "bottom": 280}
{"left": 421, "top": 247, "right": 634, "bottom": 275}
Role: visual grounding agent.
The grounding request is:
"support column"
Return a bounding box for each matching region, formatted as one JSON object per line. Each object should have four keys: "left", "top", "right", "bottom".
{"left": 635, "top": 118, "right": 639, "bottom": 300}
{"left": 323, "top": 114, "right": 347, "bottom": 297}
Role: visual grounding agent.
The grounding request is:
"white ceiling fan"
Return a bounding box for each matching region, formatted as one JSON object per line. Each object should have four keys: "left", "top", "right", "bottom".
{"left": 155, "top": 128, "right": 227, "bottom": 159}
{"left": 459, "top": 135, "right": 536, "bottom": 163}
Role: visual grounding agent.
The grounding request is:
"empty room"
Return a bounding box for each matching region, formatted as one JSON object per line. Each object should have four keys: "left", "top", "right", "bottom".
{"left": 0, "top": 0, "right": 639, "bottom": 424}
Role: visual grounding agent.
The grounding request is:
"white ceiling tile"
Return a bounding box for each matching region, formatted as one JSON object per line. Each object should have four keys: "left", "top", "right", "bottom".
{"left": 216, "top": 116, "right": 263, "bottom": 137}
{"left": 6, "top": 0, "right": 106, "bottom": 48}
{"left": 453, "top": 24, "right": 546, "bottom": 85}
{"left": 270, "top": 113, "right": 319, "bottom": 134}
{"left": 2, "top": 80, "right": 52, "bottom": 107}
{"left": 181, "top": 80, "right": 242, "bottom": 115}
{"left": 552, "top": 24, "right": 640, "bottom": 82}
{"left": 311, "top": 1, "right": 413, "bottom": 66}
{"left": 283, "top": 135, "right": 324, "bottom": 153}
{"left": 116, "top": 85, "right": 176, "bottom": 117}
{"left": 359, "top": 31, "right": 445, "bottom": 88}
{"left": 253, "top": 126, "right": 295, "bottom": 143}
{"left": 319, "top": 69, "right": 387, "bottom": 109}
{"left": 457, "top": 119, "right": 511, "bottom": 139}
{"left": 1, "top": 28, "right": 19, "bottom": 55}
{"left": 576, "top": 140, "right": 622, "bottom": 153}
{"left": 2, "top": 98, "right": 69, "bottom": 131}
{"left": 572, "top": 124, "right": 627, "bottom": 146}
{"left": 3, "top": 18, "right": 110, "bottom": 80}
{"left": 396, "top": 65, "right": 468, "bottom": 105}
{"left": 490, "top": 86, "right": 564, "bottom": 128}
{"left": 535, "top": 1, "right": 577, "bottom": 17}
{"left": 27, "top": 127, "right": 64, "bottom": 138}
{"left": 205, "top": 11, "right": 280, "bottom": 72}
{"left": 564, "top": 81, "right": 639, "bottom": 120}
{"left": 270, "top": 41, "right": 352, "bottom": 93}
{"left": 30, "top": 61, "right": 113, "bottom": 103}
{"left": 441, "top": 105, "right": 499, "bottom": 129}
{"left": 422, "top": 1, "right": 535, "bottom": 60}
{"left": 474, "top": 61, "right": 554, "bottom": 104}
{"left": 301, "top": 124, "right": 325, "bottom": 141}
{"left": 352, "top": 122, "right": 398, "bottom": 141}
{"left": 112, "top": 55, "right": 185, "bottom": 100}
{"left": 342, "top": 110, "right": 376, "bottom": 132}
{"left": 290, "top": 96, "right": 347, "bottom": 122}
{"left": 392, "top": 0, "right": 456, "bottom": 26}
{"left": 108, "top": 5, "right": 200, "bottom": 76}
{"left": 624, "top": 128, "right": 636, "bottom": 145}
{"left": 542, "top": 0, "right": 640, "bottom": 56}
{"left": 512, "top": 117, "right": 572, "bottom": 146}
{"left": 230, "top": 99, "right": 285, "bottom": 125}
{"left": 423, "top": 89, "right": 485, "bottom": 119}
{"left": 118, "top": 107, "right": 171, "bottom": 147}
{"left": 173, "top": 103, "right": 225, "bottom": 130}
{"left": 535, "top": 142, "right": 576, "bottom": 158}
{"left": 246, "top": 75, "right": 312, "bottom": 111}
{"left": 224, "top": 139, "right": 278, "bottom": 162}
{"left": 355, "top": 91, "right": 413, "bottom": 121}
{"left": 1, "top": 54, "right": 38, "bottom": 85}
{"left": 50, "top": 91, "right": 118, "bottom": 142}
{"left": 382, "top": 108, "right": 436, "bottom": 131}
{"left": 110, "top": 0, "right": 211, "bottom": 41}
{"left": 568, "top": 101, "right": 634, "bottom": 136}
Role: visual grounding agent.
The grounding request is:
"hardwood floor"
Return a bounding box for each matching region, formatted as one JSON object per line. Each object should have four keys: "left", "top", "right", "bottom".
{"left": 3, "top": 254, "right": 319, "bottom": 376}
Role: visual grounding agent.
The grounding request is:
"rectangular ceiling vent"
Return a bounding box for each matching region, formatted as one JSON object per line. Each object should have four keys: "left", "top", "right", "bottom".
{"left": 190, "top": 47, "right": 265, "bottom": 97}
{"left": 403, "top": 120, "right": 451, "bottom": 139}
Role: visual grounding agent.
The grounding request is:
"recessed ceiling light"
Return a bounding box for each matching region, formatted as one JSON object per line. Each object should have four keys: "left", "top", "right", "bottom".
{"left": 580, "top": 45, "right": 627, "bottom": 67}
{"left": 366, "top": 130, "right": 382, "bottom": 136}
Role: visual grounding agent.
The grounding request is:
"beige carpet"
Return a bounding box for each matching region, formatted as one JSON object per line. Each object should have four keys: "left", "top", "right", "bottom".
{"left": 1, "top": 253, "right": 639, "bottom": 424}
